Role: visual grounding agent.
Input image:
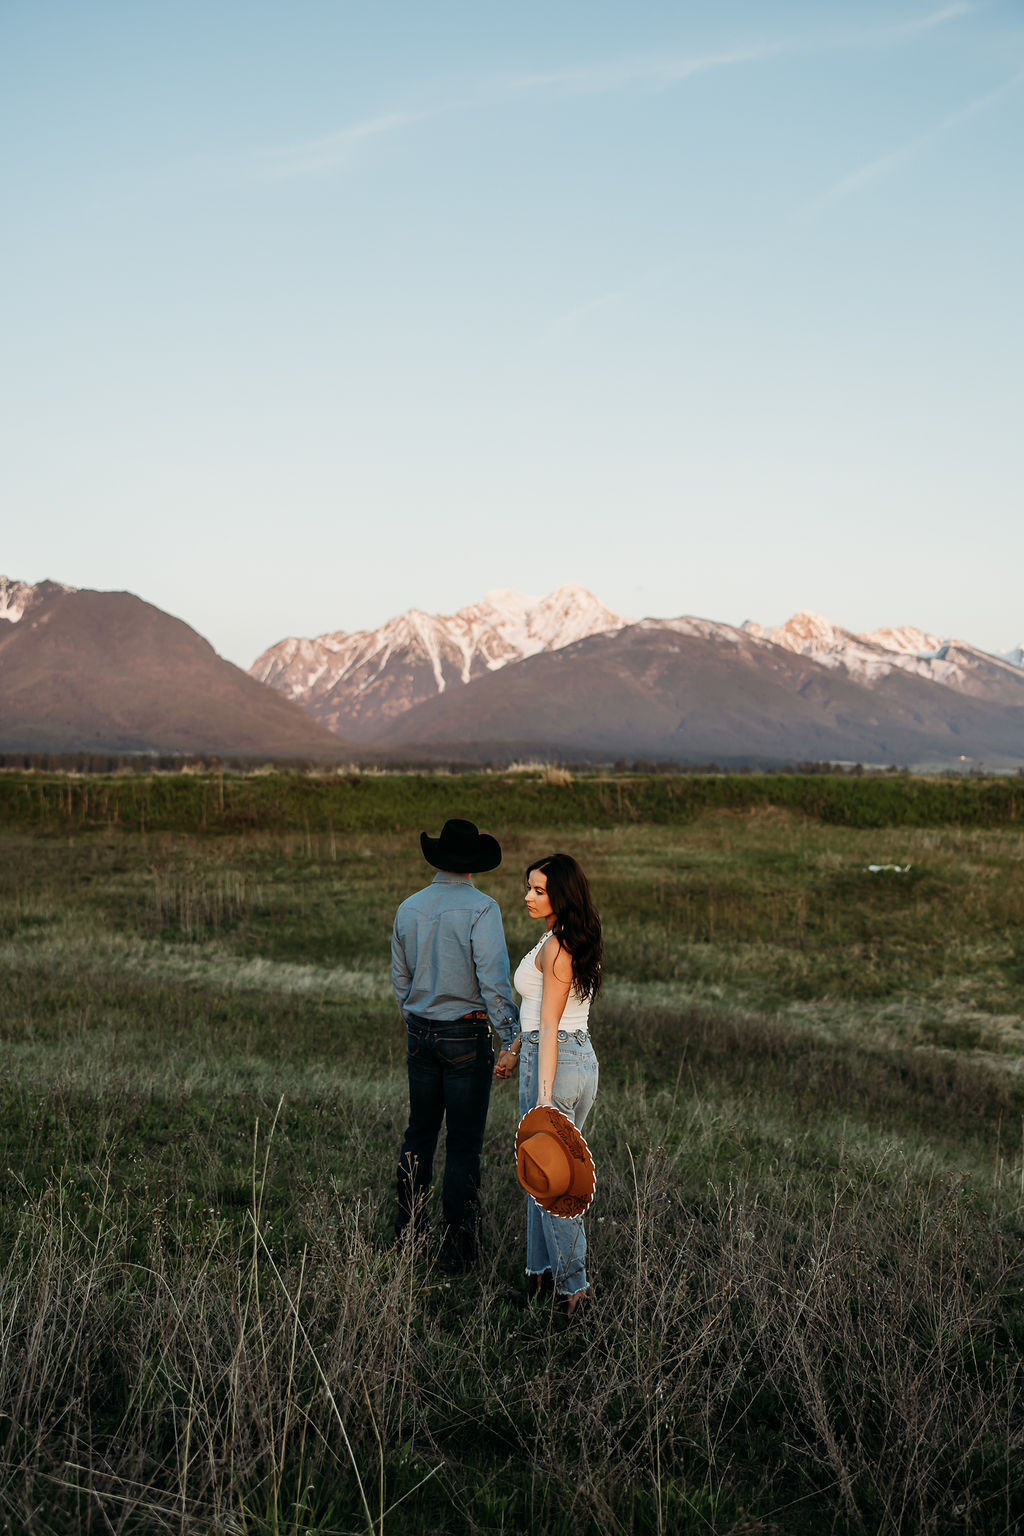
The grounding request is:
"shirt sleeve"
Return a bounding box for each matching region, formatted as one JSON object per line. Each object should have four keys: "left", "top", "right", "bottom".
{"left": 391, "top": 914, "right": 412, "bottom": 1017}
{"left": 470, "top": 900, "right": 521, "bottom": 1049}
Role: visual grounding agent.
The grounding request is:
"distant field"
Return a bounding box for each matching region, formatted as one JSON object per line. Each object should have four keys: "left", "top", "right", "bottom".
{"left": 2, "top": 764, "right": 1024, "bottom": 833}
{"left": 2, "top": 775, "right": 1023, "bottom": 1533}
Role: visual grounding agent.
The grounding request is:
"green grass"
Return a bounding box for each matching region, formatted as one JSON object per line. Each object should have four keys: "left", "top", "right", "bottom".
{"left": 2, "top": 782, "right": 1023, "bottom": 1533}
{"left": 2, "top": 766, "right": 1024, "bottom": 836}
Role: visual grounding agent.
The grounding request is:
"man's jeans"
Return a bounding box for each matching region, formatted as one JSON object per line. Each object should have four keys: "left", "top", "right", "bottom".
{"left": 395, "top": 1015, "right": 494, "bottom": 1265}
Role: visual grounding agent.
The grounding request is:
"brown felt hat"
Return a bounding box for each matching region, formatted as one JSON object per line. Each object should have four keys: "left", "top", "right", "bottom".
{"left": 515, "top": 1105, "right": 596, "bottom": 1218}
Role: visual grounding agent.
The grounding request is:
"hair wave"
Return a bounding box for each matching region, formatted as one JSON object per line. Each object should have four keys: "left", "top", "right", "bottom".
{"left": 525, "top": 852, "right": 603, "bottom": 1003}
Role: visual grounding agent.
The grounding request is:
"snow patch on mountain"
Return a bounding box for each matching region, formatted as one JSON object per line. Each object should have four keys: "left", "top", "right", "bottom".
{"left": 742, "top": 610, "right": 930, "bottom": 683}
{"left": 0, "top": 575, "right": 75, "bottom": 624}
{"left": 865, "top": 624, "right": 942, "bottom": 657}
{"left": 642, "top": 615, "right": 747, "bottom": 646}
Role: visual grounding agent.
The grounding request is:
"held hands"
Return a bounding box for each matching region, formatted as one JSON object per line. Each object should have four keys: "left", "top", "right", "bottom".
{"left": 493, "top": 1046, "right": 520, "bottom": 1080}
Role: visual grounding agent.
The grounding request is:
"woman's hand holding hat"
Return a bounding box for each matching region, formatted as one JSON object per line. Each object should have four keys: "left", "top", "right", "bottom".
{"left": 515, "top": 1105, "right": 596, "bottom": 1218}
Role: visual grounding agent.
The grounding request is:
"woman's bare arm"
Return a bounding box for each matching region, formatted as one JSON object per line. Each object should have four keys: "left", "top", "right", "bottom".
{"left": 535, "top": 937, "right": 573, "bottom": 1107}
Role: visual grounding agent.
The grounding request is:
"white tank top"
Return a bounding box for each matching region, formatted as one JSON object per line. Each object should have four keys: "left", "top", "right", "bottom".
{"left": 513, "top": 934, "right": 593, "bottom": 1034}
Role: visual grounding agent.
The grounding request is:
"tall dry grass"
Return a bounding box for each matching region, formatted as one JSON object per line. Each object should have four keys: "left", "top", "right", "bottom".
{"left": 2, "top": 1082, "right": 1021, "bottom": 1535}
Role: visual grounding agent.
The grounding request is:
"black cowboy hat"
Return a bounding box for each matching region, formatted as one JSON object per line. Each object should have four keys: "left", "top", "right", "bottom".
{"left": 420, "top": 818, "right": 502, "bottom": 874}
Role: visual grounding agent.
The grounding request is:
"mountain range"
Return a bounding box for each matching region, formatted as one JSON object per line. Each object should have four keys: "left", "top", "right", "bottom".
{"left": 251, "top": 584, "right": 1024, "bottom": 767}
{"left": 2, "top": 574, "right": 1022, "bottom": 766}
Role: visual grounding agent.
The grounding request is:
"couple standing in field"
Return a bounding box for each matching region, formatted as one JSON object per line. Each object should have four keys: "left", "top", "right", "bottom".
{"left": 391, "top": 818, "right": 601, "bottom": 1318}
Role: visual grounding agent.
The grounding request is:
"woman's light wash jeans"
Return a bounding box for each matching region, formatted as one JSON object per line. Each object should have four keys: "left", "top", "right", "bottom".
{"left": 518, "top": 1030, "right": 599, "bottom": 1298}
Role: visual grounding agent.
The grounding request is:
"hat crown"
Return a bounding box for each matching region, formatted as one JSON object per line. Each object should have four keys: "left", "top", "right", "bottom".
{"left": 440, "top": 820, "right": 481, "bottom": 856}
{"left": 518, "top": 1134, "right": 572, "bottom": 1197}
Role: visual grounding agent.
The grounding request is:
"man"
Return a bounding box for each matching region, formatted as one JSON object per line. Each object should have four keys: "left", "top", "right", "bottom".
{"left": 392, "top": 817, "right": 520, "bottom": 1273}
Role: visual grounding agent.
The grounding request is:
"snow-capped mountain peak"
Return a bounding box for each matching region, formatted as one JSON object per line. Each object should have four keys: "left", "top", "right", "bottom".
{"left": 0, "top": 575, "right": 76, "bottom": 624}
{"left": 864, "top": 624, "right": 943, "bottom": 657}
{"left": 777, "top": 610, "right": 844, "bottom": 646}
{"left": 739, "top": 609, "right": 1024, "bottom": 696}
{"left": 478, "top": 587, "right": 538, "bottom": 614}
{"left": 249, "top": 584, "right": 629, "bottom": 738}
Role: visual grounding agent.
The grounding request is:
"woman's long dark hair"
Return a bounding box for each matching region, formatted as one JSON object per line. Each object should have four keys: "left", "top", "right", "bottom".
{"left": 525, "top": 852, "right": 602, "bottom": 1003}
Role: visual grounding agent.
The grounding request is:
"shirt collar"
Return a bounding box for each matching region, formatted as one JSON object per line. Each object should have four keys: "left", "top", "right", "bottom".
{"left": 431, "top": 871, "right": 474, "bottom": 886}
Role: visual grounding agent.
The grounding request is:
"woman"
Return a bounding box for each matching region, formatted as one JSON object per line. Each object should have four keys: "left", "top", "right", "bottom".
{"left": 498, "top": 852, "right": 602, "bottom": 1317}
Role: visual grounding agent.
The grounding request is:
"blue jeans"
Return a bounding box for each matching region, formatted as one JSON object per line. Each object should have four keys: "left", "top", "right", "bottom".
{"left": 396, "top": 1016, "right": 494, "bottom": 1265}
{"left": 518, "top": 1031, "right": 599, "bottom": 1297}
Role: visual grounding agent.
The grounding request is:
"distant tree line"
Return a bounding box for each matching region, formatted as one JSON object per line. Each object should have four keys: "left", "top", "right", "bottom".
{"left": 2, "top": 751, "right": 1015, "bottom": 779}
{"left": 0, "top": 751, "right": 367, "bottom": 776}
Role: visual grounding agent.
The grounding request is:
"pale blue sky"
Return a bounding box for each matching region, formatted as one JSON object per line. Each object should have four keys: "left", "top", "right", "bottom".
{"left": 3, "top": 1, "right": 1021, "bottom": 665}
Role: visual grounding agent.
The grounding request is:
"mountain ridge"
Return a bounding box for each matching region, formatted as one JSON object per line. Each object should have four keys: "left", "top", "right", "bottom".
{"left": 372, "top": 622, "right": 1024, "bottom": 769}
{"left": 0, "top": 580, "right": 355, "bottom": 757}
{"left": 746, "top": 609, "right": 1024, "bottom": 702}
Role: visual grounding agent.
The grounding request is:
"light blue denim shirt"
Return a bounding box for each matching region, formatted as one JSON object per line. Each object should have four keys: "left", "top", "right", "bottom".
{"left": 391, "top": 872, "right": 520, "bottom": 1048}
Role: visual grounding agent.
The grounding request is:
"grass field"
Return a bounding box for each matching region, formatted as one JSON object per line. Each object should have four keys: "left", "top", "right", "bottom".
{"left": 2, "top": 775, "right": 1023, "bottom": 1533}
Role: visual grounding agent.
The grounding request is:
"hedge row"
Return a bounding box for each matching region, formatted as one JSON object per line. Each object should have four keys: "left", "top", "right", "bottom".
{"left": 0, "top": 770, "right": 1021, "bottom": 834}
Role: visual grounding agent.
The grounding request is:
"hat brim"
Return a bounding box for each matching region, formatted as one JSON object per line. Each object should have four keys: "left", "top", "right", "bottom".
{"left": 515, "top": 1105, "right": 596, "bottom": 1218}
{"left": 420, "top": 831, "right": 502, "bottom": 873}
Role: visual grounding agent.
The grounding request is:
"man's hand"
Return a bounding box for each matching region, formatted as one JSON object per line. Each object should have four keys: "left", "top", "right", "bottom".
{"left": 493, "top": 1048, "right": 520, "bottom": 1080}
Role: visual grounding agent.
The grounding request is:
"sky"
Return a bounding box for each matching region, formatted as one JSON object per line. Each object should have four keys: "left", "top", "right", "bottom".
{"left": 2, "top": 1, "right": 1022, "bottom": 667}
